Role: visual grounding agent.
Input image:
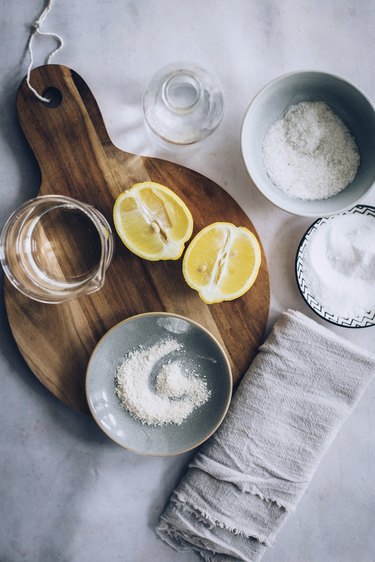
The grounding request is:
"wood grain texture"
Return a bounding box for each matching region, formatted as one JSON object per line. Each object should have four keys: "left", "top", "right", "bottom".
{"left": 4, "top": 65, "right": 270, "bottom": 413}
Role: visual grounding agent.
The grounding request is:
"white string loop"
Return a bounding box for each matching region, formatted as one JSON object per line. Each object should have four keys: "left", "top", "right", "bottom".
{"left": 26, "top": 0, "right": 64, "bottom": 102}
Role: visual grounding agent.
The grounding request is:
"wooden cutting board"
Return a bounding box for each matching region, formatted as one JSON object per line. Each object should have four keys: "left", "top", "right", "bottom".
{"left": 4, "top": 65, "right": 270, "bottom": 414}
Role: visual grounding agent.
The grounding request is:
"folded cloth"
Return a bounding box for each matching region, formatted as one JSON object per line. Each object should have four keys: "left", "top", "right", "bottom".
{"left": 156, "top": 310, "right": 375, "bottom": 561}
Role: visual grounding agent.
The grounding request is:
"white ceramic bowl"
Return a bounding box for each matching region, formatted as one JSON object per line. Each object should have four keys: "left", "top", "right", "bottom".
{"left": 241, "top": 71, "right": 375, "bottom": 217}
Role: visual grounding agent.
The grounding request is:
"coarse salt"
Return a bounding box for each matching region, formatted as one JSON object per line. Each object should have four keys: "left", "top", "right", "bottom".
{"left": 115, "top": 339, "right": 210, "bottom": 426}
{"left": 262, "top": 101, "right": 360, "bottom": 200}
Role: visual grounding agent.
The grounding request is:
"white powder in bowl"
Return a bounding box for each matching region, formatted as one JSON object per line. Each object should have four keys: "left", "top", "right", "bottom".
{"left": 115, "top": 338, "right": 210, "bottom": 426}
{"left": 155, "top": 361, "right": 209, "bottom": 406}
{"left": 262, "top": 101, "right": 360, "bottom": 200}
{"left": 303, "top": 213, "right": 375, "bottom": 319}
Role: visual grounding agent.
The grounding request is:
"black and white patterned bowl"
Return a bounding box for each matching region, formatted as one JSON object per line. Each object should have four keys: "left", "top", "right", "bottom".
{"left": 295, "top": 205, "right": 375, "bottom": 328}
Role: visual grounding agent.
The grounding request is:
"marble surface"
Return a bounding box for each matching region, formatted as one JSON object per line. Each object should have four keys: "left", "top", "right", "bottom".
{"left": 1, "top": 1, "right": 374, "bottom": 561}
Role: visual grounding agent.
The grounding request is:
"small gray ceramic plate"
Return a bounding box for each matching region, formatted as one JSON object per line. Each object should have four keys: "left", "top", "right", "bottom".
{"left": 86, "top": 312, "right": 232, "bottom": 456}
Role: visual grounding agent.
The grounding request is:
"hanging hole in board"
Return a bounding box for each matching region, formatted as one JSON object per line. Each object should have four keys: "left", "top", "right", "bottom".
{"left": 42, "top": 87, "right": 62, "bottom": 108}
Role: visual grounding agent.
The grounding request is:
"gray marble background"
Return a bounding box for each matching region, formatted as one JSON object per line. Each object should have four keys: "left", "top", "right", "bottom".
{"left": 1, "top": 1, "right": 374, "bottom": 561}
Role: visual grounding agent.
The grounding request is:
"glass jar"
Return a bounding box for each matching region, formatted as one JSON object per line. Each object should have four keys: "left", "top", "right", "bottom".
{"left": 0, "top": 195, "right": 114, "bottom": 303}
{"left": 143, "top": 62, "right": 224, "bottom": 146}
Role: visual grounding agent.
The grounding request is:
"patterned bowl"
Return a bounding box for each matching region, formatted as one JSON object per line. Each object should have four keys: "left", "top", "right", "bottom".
{"left": 295, "top": 205, "right": 375, "bottom": 328}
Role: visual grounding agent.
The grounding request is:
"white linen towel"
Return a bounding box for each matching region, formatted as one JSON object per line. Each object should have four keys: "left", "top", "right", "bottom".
{"left": 157, "top": 310, "right": 375, "bottom": 561}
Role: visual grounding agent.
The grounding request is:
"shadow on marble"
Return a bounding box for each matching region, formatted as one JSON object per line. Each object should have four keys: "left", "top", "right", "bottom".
{"left": 267, "top": 216, "right": 310, "bottom": 310}
{"left": 99, "top": 75, "right": 149, "bottom": 155}
{"left": 0, "top": 63, "right": 41, "bottom": 226}
{"left": 146, "top": 449, "right": 195, "bottom": 532}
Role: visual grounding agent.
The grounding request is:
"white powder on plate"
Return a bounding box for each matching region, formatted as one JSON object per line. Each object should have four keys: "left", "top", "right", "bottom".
{"left": 303, "top": 213, "right": 375, "bottom": 318}
{"left": 262, "top": 101, "right": 360, "bottom": 200}
{"left": 115, "top": 339, "right": 210, "bottom": 426}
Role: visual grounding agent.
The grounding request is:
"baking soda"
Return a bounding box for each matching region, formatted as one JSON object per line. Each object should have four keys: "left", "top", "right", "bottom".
{"left": 115, "top": 339, "right": 210, "bottom": 426}
{"left": 303, "top": 213, "right": 375, "bottom": 318}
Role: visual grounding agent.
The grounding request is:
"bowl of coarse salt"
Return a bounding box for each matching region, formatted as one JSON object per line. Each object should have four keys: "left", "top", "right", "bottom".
{"left": 241, "top": 71, "right": 375, "bottom": 217}
{"left": 86, "top": 312, "right": 232, "bottom": 456}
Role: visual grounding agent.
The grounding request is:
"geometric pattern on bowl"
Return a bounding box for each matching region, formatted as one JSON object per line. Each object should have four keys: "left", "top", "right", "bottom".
{"left": 295, "top": 205, "right": 375, "bottom": 329}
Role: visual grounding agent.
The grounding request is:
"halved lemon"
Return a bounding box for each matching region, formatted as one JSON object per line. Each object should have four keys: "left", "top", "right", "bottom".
{"left": 113, "top": 182, "right": 193, "bottom": 261}
{"left": 182, "top": 222, "right": 261, "bottom": 304}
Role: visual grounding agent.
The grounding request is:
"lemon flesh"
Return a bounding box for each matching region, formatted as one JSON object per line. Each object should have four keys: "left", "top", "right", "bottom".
{"left": 182, "top": 222, "right": 261, "bottom": 303}
{"left": 113, "top": 182, "right": 193, "bottom": 261}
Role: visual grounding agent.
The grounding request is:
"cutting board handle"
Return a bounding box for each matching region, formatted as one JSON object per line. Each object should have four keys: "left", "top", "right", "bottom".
{"left": 16, "top": 65, "right": 119, "bottom": 197}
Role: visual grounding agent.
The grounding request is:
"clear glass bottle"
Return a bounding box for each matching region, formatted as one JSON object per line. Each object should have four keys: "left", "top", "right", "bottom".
{"left": 143, "top": 62, "right": 224, "bottom": 146}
